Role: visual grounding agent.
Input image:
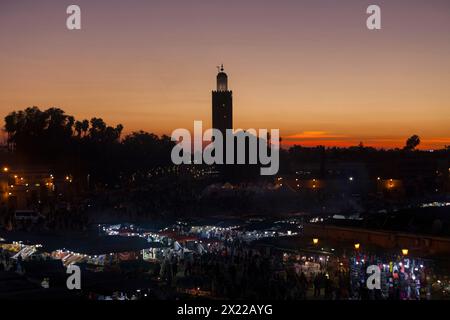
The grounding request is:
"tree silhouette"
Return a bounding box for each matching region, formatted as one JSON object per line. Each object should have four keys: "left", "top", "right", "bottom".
{"left": 74, "top": 120, "right": 83, "bottom": 137}
{"left": 3, "top": 106, "right": 173, "bottom": 185}
{"left": 404, "top": 135, "right": 420, "bottom": 151}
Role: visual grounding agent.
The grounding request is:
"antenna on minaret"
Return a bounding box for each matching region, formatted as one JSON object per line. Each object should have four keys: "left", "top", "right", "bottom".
{"left": 220, "top": 64, "right": 224, "bottom": 72}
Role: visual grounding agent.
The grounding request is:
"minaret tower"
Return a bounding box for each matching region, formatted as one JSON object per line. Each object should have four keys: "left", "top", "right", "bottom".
{"left": 212, "top": 64, "right": 233, "bottom": 136}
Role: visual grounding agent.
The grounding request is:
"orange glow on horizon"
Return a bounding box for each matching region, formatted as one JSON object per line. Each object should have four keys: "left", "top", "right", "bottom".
{"left": 281, "top": 132, "right": 450, "bottom": 150}
{"left": 280, "top": 138, "right": 449, "bottom": 150}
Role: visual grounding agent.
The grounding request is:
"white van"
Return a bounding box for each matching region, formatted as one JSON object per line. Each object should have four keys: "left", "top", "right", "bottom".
{"left": 14, "top": 210, "right": 44, "bottom": 223}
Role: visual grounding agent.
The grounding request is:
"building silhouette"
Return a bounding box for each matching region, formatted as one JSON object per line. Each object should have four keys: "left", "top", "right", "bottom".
{"left": 210, "top": 65, "right": 261, "bottom": 180}
{"left": 212, "top": 65, "right": 233, "bottom": 136}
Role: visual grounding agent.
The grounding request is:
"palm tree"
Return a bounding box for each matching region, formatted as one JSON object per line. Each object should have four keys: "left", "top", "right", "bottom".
{"left": 74, "top": 120, "right": 83, "bottom": 137}
{"left": 81, "top": 119, "right": 89, "bottom": 137}
{"left": 404, "top": 135, "right": 420, "bottom": 151}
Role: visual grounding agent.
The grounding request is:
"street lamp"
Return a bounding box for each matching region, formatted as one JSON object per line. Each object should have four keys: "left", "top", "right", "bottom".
{"left": 313, "top": 238, "right": 319, "bottom": 245}
{"left": 401, "top": 249, "right": 409, "bottom": 256}
{"left": 354, "top": 243, "right": 360, "bottom": 250}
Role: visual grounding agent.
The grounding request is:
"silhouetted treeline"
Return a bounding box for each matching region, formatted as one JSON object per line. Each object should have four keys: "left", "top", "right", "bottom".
{"left": 281, "top": 143, "right": 450, "bottom": 177}
{"left": 3, "top": 107, "right": 174, "bottom": 185}
{"left": 3, "top": 107, "right": 450, "bottom": 186}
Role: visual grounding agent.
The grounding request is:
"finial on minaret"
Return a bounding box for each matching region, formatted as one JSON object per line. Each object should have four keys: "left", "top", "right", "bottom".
{"left": 216, "top": 64, "right": 228, "bottom": 91}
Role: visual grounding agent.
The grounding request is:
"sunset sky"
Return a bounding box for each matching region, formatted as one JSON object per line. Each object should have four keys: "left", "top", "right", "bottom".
{"left": 1, "top": 0, "right": 449, "bottom": 149}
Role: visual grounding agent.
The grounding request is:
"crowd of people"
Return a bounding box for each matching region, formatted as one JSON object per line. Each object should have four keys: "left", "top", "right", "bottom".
{"left": 151, "top": 239, "right": 356, "bottom": 300}
{"left": 0, "top": 249, "right": 24, "bottom": 274}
